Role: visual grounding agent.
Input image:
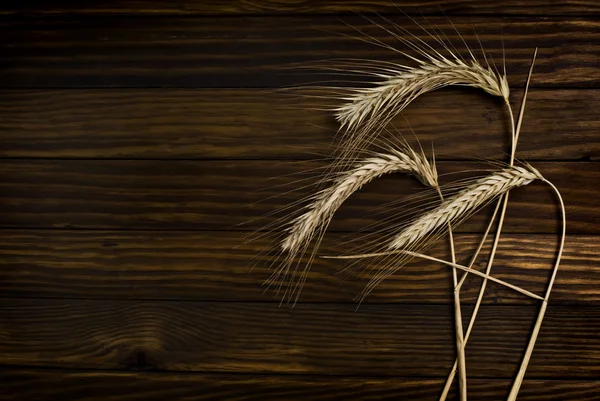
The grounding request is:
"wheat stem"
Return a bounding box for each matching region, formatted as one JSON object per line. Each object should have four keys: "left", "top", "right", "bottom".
{"left": 508, "top": 179, "right": 566, "bottom": 400}
{"left": 437, "top": 187, "right": 466, "bottom": 401}
{"left": 438, "top": 198, "right": 503, "bottom": 401}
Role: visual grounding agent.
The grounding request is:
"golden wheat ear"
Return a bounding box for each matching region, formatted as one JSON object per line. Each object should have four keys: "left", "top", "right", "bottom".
{"left": 390, "top": 164, "right": 542, "bottom": 250}
{"left": 273, "top": 137, "right": 440, "bottom": 304}
{"left": 320, "top": 18, "right": 509, "bottom": 161}
{"left": 335, "top": 58, "right": 509, "bottom": 135}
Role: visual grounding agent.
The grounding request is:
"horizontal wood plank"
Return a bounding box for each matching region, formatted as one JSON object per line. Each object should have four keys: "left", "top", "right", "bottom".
{"left": 2, "top": 1, "right": 600, "bottom": 16}
{"left": 1, "top": 299, "right": 598, "bottom": 378}
{"left": 1, "top": 88, "right": 598, "bottom": 160}
{"left": 1, "top": 230, "right": 597, "bottom": 304}
{"left": 2, "top": 17, "right": 599, "bottom": 87}
{"left": 0, "top": 160, "right": 597, "bottom": 233}
{"left": 2, "top": 370, "right": 600, "bottom": 401}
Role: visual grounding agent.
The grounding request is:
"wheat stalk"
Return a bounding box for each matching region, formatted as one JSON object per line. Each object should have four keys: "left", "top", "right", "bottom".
{"left": 508, "top": 178, "right": 566, "bottom": 401}
{"left": 389, "top": 165, "right": 543, "bottom": 251}
{"left": 340, "top": 165, "right": 542, "bottom": 307}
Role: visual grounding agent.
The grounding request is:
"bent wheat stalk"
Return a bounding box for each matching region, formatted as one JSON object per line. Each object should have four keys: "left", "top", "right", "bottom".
{"left": 508, "top": 178, "right": 566, "bottom": 401}
{"left": 389, "top": 165, "right": 543, "bottom": 250}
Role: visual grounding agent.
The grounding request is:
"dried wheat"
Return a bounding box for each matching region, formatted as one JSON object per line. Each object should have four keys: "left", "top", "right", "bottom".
{"left": 336, "top": 58, "right": 509, "bottom": 136}
{"left": 283, "top": 144, "right": 437, "bottom": 254}
{"left": 390, "top": 165, "right": 542, "bottom": 250}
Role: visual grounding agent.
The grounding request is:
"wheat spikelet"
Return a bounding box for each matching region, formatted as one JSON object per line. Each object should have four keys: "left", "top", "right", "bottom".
{"left": 389, "top": 165, "right": 542, "bottom": 250}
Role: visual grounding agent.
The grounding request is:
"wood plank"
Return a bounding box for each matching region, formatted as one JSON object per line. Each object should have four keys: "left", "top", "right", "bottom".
{"left": 1, "top": 230, "right": 597, "bottom": 304}
{"left": 0, "top": 160, "right": 597, "bottom": 233}
{"left": 1, "top": 88, "right": 598, "bottom": 160}
{"left": 2, "top": 17, "right": 599, "bottom": 88}
{"left": 0, "top": 299, "right": 598, "bottom": 377}
{"left": 2, "top": 370, "right": 600, "bottom": 401}
{"left": 3, "top": 1, "right": 600, "bottom": 16}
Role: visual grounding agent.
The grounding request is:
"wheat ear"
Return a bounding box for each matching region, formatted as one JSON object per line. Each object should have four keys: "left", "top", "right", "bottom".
{"left": 389, "top": 165, "right": 543, "bottom": 251}
{"left": 283, "top": 145, "right": 437, "bottom": 253}
{"left": 336, "top": 58, "right": 509, "bottom": 135}
{"left": 277, "top": 142, "right": 438, "bottom": 303}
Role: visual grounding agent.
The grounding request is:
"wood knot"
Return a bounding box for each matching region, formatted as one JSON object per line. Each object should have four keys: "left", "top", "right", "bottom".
{"left": 124, "top": 350, "right": 156, "bottom": 371}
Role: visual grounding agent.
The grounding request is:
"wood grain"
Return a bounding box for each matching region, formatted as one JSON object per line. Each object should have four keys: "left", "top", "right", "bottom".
{"left": 2, "top": 370, "right": 600, "bottom": 401}
{"left": 0, "top": 0, "right": 600, "bottom": 16}
{"left": 2, "top": 17, "right": 599, "bottom": 88}
{"left": 0, "top": 160, "right": 596, "bottom": 233}
{"left": 1, "top": 230, "right": 597, "bottom": 304}
{"left": 2, "top": 1, "right": 600, "bottom": 16}
{"left": 1, "top": 299, "right": 599, "bottom": 378}
{"left": 1, "top": 88, "right": 598, "bottom": 160}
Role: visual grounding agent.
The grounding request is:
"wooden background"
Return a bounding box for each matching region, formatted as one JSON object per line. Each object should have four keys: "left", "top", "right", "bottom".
{"left": 1, "top": 1, "right": 600, "bottom": 400}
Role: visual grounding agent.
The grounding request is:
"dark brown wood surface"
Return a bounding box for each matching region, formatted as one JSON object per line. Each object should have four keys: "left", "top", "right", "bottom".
{"left": 2, "top": 231, "right": 597, "bottom": 303}
{"left": 2, "top": 17, "right": 600, "bottom": 88}
{"left": 2, "top": 299, "right": 600, "bottom": 377}
{"left": 1, "top": 89, "right": 598, "bottom": 160}
{"left": 1, "top": 1, "right": 598, "bottom": 400}
{"left": 3, "top": 371, "right": 600, "bottom": 401}
{"left": 2, "top": 0, "right": 600, "bottom": 16}
{"left": 1, "top": 160, "right": 597, "bottom": 233}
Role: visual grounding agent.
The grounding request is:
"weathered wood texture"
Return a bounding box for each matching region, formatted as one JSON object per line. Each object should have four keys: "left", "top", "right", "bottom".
{"left": 1, "top": 88, "right": 598, "bottom": 160}
{"left": 0, "top": 160, "right": 596, "bottom": 233}
{"left": 2, "top": 370, "right": 600, "bottom": 401}
{"left": 1, "top": 299, "right": 599, "bottom": 377}
{"left": 2, "top": 17, "right": 600, "bottom": 88}
{"left": 1, "top": 231, "right": 597, "bottom": 304}
{"left": 2, "top": 0, "right": 600, "bottom": 16}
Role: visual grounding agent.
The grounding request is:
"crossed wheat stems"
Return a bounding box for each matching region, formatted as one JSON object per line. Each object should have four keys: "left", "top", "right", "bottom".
{"left": 259, "top": 19, "right": 566, "bottom": 401}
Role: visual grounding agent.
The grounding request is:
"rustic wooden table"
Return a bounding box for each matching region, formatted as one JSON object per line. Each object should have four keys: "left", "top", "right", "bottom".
{"left": 1, "top": 1, "right": 599, "bottom": 400}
